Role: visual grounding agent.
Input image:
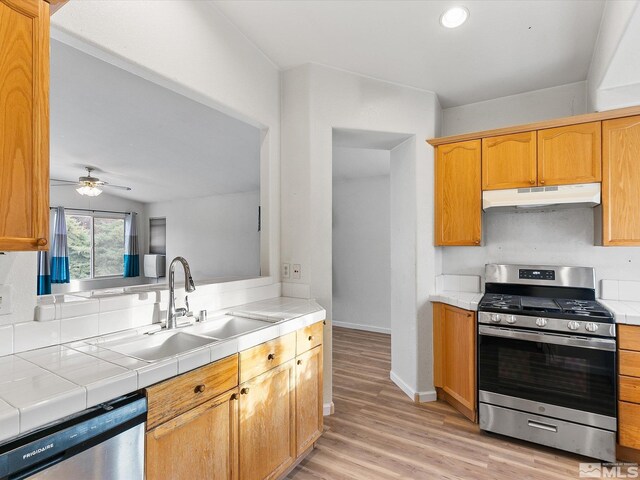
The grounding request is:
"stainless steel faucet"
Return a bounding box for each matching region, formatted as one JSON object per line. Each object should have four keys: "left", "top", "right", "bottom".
{"left": 166, "top": 257, "right": 196, "bottom": 329}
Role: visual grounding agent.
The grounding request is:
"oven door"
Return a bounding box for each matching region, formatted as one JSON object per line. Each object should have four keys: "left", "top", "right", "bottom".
{"left": 478, "top": 325, "right": 616, "bottom": 420}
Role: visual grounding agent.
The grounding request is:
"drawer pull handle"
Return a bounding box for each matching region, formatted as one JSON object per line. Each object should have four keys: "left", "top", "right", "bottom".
{"left": 241, "top": 388, "right": 250, "bottom": 395}
{"left": 231, "top": 393, "right": 239, "bottom": 400}
{"left": 267, "top": 353, "right": 275, "bottom": 360}
{"left": 297, "top": 360, "right": 302, "bottom": 365}
{"left": 194, "top": 384, "right": 206, "bottom": 394}
{"left": 308, "top": 335, "right": 313, "bottom": 341}
{"left": 527, "top": 420, "right": 557, "bottom": 433}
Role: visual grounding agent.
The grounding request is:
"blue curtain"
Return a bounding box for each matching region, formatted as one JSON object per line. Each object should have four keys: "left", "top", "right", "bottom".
{"left": 51, "top": 206, "right": 70, "bottom": 284}
{"left": 37, "top": 251, "right": 51, "bottom": 295}
{"left": 124, "top": 212, "right": 139, "bottom": 277}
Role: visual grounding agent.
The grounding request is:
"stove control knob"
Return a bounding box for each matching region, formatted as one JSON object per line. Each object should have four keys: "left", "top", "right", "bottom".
{"left": 585, "top": 322, "right": 598, "bottom": 332}
{"left": 491, "top": 314, "right": 501, "bottom": 323}
{"left": 506, "top": 315, "right": 516, "bottom": 324}
{"left": 535, "top": 318, "right": 547, "bottom": 327}
{"left": 567, "top": 321, "right": 581, "bottom": 331}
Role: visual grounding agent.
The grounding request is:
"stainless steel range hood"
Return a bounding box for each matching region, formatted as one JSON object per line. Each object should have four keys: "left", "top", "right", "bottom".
{"left": 482, "top": 182, "right": 601, "bottom": 212}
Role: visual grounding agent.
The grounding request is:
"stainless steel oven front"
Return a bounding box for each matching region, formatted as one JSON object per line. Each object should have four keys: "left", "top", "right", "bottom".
{"left": 478, "top": 323, "right": 617, "bottom": 461}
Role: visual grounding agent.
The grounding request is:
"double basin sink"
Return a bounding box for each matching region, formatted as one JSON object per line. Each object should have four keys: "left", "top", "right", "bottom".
{"left": 98, "top": 316, "right": 273, "bottom": 362}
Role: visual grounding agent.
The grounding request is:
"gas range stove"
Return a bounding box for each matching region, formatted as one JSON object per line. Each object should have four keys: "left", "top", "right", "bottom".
{"left": 477, "top": 264, "right": 615, "bottom": 337}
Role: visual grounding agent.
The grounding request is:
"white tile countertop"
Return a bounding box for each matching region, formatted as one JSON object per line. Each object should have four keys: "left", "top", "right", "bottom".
{"left": 0, "top": 297, "right": 325, "bottom": 444}
{"left": 429, "top": 274, "right": 483, "bottom": 311}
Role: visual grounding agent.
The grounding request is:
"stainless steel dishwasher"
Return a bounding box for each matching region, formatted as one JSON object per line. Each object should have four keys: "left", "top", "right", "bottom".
{"left": 0, "top": 393, "right": 146, "bottom": 480}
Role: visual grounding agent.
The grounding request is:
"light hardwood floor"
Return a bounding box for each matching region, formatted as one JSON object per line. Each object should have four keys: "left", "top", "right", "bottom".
{"left": 287, "top": 327, "right": 594, "bottom": 480}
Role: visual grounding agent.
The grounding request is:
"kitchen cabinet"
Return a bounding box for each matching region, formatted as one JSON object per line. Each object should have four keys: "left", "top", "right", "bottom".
{"left": 295, "top": 345, "right": 323, "bottom": 456}
{"left": 618, "top": 325, "right": 640, "bottom": 460}
{"left": 434, "top": 140, "right": 482, "bottom": 246}
{"left": 433, "top": 302, "right": 476, "bottom": 422}
{"left": 537, "top": 122, "right": 601, "bottom": 186}
{"left": 145, "top": 354, "right": 239, "bottom": 480}
{"left": 0, "top": 0, "right": 50, "bottom": 251}
{"left": 146, "top": 389, "right": 239, "bottom": 480}
{"left": 238, "top": 360, "right": 297, "bottom": 480}
{"left": 602, "top": 115, "right": 640, "bottom": 246}
{"left": 482, "top": 132, "right": 537, "bottom": 190}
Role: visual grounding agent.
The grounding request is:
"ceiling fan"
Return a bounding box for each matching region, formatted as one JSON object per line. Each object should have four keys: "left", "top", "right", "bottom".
{"left": 51, "top": 167, "right": 132, "bottom": 197}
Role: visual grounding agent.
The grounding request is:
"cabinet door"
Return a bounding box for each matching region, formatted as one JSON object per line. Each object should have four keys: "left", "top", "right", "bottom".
{"left": 442, "top": 304, "right": 476, "bottom": 421}
{"left": 435, "top": 140, "right": 481, "bottom": 246}
{"left": 296, "top": 345, "right": 323, "bottom": 456}
{"left": 239, "top": 360, "right": 296, "bottom": 480}
{"left": 602, "top": 115, "right": 640, "bottom": 245}
{"left": 538, "top": 122, "right": 601, "bottom": 186}
{"left": 146, "top": 389, "right": 239, "bottom": 480}
{"left": 0, "top": 0, "right": 49, "bottom": 251}
{"left": 432, "top": 303, "right": 444, "bottom": 388}
{"left": 482, "top": 131, "right": 537, "bottom": 190}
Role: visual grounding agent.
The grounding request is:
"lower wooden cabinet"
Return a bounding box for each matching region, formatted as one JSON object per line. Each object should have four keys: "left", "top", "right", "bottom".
{"left": 433, "top": 302, "right": 477, "bottom": 422}
{"left": 238, "top": 360, "right": 297, "bottom": 480}
{"left": 144, "top": 323, "right": 325, "bottom": 479}
{"left": 146, "top": 389, "right": 239, "bottom": 480}
{"left": 296, "top": 345, "right": 323, "bottom": 456}
{"left": 618, "top": 325, "right": 640, "bottom": 460}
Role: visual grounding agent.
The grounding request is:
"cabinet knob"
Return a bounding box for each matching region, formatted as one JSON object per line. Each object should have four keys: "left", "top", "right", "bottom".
{"left": 241, "top": 387, "right": 250, "bottom": 395}
{"left": 194, "top": 384, "right": 206, "bottom": 394}
{"left": 267, "top": 353, "right": 275, "bottom": 360}
{"left": 297, "top": 360, "right": 302, "bottom": 365}
{"left": 529, "top": 179, "right": 535, "bottom": 185}
{"left": 474, "top": 239, "right": 480, "bottom": 245}
{"left": 540, "top": 180, "right": 545, "bottom": 185}
{"left": 36, "top": 238, "right": 48, "bottom": 247}
{"left": 231, "top": 393, "right": 239, "bottom": 400}
{"left": 323, "top": 320, "right": 326, "bottom": 326}
{"left": 308, "top": 335, "right": 313, "bottom": 341}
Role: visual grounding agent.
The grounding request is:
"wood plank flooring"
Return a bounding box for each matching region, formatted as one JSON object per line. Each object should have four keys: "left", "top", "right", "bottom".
{"left": 287, "top": 327, "right": 594, "bottom": 480}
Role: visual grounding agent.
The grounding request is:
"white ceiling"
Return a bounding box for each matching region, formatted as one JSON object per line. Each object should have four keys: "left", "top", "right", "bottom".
{"left": 50, "top": 39, "right": 260, "bottom": 204}
{"left": 213, "top": 0, "right": 605, "bottom": 107}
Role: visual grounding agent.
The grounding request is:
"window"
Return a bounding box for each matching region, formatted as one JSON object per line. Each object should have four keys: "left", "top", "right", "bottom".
{"left": 66, "top": 213, "right": 125, "bottom": 279}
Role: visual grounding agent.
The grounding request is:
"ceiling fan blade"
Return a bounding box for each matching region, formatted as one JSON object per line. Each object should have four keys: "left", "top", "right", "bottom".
{"left": 50, "top": 183, "right": 79, "bottom": 187}
{"left": 103, "top": 184, "right": 132, "bottom": 191}
{"left": 50, "top": 178, "right": 78, "bottom": 185}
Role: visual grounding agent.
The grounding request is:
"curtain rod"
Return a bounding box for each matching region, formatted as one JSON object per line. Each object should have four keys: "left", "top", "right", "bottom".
{"left": 50, "top": 207, "right": 134, "bottom": 216}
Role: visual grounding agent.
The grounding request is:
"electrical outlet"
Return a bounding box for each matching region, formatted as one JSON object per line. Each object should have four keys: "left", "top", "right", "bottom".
{"left": 292, "top": 264, "right": 301, "bottom": 280}
{"left": 0, "top": 285, "right": 12, "bottom": 316}
{"left": 282, "top": 263, "right": 290, "bottom": 279}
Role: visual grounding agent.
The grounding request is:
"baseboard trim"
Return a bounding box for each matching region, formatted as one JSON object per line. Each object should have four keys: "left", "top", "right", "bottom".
{"left": 332, "top": 321, "right": 391, "bottom": 334}
{"left": 323, "top": 401, "right": 335, "bottom": 416}
{"left": 390, "top": 371, "right": 437, "bottom": 403}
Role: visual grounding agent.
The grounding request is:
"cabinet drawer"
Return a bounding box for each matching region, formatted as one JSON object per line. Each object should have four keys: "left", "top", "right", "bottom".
{"left": 240, "top": 332, "right": 296, "bottom": 383}
{"left": 619, "top": 325, "right": 640, "bottom": 352}
{"left": 620, "top": 350, "right": 640, "bottom": 378}
{"left": 146, "top": 354, "right": 239, "bottom": 430}
{"left": 620, "top": 375, "right": 640, "bottom": 404}
{"left": 297, "top": 322, "right": 323, "bottom": 354}
{"left": 619, "top": 401, "right": 640, "bottom": 449}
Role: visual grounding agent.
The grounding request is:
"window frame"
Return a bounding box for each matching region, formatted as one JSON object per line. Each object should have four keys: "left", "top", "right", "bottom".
{"left": 65, "top": 210, "right": 127, "bottom": 280}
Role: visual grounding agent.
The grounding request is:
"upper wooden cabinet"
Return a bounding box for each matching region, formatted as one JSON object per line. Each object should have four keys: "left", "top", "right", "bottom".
{"left": 538, "top": 122, "right": 601, "bottom": 186}
{"left": 435, "top": 140, "right": 482, "bottom": 246}
{"left": 0, "top": 0, "right": 50, "bottom": 251}
{"left": 482, "top": 132, "right": 537, "bottom": 190}
{"left": 602, "top": 115, "right": 640, "bottom": 246}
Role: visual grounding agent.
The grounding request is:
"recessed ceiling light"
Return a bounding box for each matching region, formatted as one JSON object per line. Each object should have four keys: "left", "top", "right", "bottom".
{"left": 440, "top": 6, "right": 469, "bottom": 28}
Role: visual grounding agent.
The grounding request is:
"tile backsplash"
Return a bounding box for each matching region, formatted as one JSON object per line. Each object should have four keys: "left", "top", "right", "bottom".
{"left": 600, "top": 280, "right": 640, "bottom": 301}
{"left": 1, "top": 279, "right": 282, "bottom": 357}
{"left": 435, "top": 274, "right": 481, "bottom": 293}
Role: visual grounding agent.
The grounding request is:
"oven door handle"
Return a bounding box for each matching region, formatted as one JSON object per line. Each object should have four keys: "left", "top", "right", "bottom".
{"left": 478, "top": 325, "right": 616, "bottom": 351}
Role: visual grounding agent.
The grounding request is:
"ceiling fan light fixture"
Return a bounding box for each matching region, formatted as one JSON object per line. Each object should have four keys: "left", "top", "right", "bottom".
{"left": 76, "top": 185, "right": 102, "bottom": 197}
{"left": 440, "top": 6, "right": 469, "bottom": 28}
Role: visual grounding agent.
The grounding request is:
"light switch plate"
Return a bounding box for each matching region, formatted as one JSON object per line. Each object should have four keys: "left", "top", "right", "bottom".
{"left": 282, "top": 263, "right": 290, "bottom": 279}
{"left": 0, "top": 285, "right": 12, "bottom": 316}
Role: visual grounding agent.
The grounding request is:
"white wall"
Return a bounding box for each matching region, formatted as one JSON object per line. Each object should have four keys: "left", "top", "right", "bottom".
{"left": 441, "top": 81, "right": 587, "bottom": 136}
{"left": 281, "top": 64, "right": 441, "bottom": 404}
{"left": 147, "top": 191, "right": 261, "bottom": 281}
{"left": 332, "top": 170, "right": 390, "bottom": 334}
